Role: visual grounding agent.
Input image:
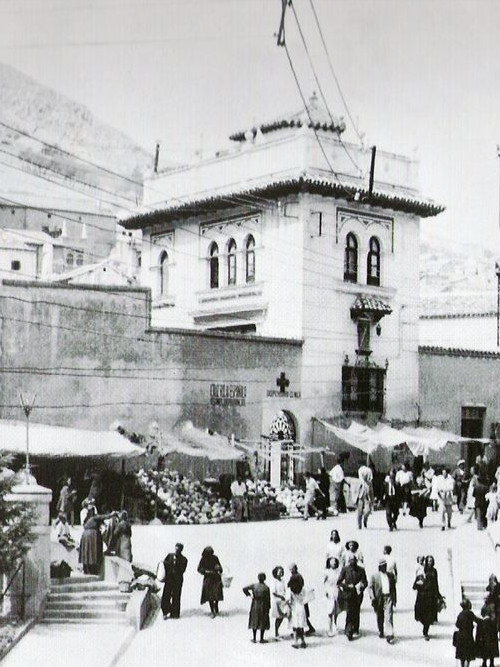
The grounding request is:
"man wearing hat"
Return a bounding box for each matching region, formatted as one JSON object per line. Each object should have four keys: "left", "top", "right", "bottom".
{"left": 369, "top": 558, "right": 397, "bottom": 644}
{"left": 452, "top": 460, "right": 467, "bottom": 513}
{"left": 161, "top": 543, "right": 188, "bottom": 619}
{"left": 337, "top": 552, "right": 368, "bottom": 640}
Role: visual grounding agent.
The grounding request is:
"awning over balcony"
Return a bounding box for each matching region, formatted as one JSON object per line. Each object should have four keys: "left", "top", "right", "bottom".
{"left": 350, "top": 295, "right": 392, "bottom": 321}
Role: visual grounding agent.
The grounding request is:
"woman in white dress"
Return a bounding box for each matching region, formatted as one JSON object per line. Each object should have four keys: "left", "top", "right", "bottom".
{"left": 271, "top": 566, "right": 288, "bottom": 638}
{"left": 465, "top": 468, "right": 478, "bottom": 523}
{"left": 324, "top": 557, "right": 341, "bottom": 636}
{"left": 287, "top": 564, "right": 308, "bottom": 649}
{"left": 326, "top": 529, "right": 344, "bottom": 562}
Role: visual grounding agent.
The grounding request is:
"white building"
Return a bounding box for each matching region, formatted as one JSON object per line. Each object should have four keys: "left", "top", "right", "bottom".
{"left": 124, "top": 98, "right": 443, "bottom": 432}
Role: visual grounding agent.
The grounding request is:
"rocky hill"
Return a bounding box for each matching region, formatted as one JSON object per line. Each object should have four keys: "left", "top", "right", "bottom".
{"left": 0, "top": 63, "right": 154, "bottom": 209}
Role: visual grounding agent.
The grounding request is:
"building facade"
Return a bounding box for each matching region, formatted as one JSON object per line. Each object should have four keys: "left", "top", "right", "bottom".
{"left": 125, "top": 101, "right": 443, "bottom": 442}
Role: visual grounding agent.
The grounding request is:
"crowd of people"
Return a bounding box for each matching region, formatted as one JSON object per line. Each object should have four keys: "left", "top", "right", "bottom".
{"left": 155, "top": 529, "right": 450, "bottom": 650}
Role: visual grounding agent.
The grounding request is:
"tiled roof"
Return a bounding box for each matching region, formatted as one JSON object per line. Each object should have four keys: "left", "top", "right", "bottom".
{"left": 229, "top": 95, "right": 346, "bottom": 141}
{"left": 351, "top": 295, "right": 393, "bottom": 319}
{"left": 419, "top": 345, "right": 500, "bottom": 360}
{"left": 123, "top": 174, "right": 444, "bottom": 230}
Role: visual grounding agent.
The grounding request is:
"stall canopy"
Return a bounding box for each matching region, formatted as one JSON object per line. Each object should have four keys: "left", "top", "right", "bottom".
{"left": 0, "top": 420, "right": 145, "bottom": 458}
{"left": 315, "top": 419, "right": 489, "bottom": 466}
{"left": 157, "top": 421, "right": 245, "bottom": 461}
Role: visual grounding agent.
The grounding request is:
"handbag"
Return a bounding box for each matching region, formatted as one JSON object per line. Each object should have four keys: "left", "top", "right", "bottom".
{"left": 437, "top": 595, "right": 446, "bottom": 613}
{"left": 156, "top": 560, "right": 166, "bottom": 583}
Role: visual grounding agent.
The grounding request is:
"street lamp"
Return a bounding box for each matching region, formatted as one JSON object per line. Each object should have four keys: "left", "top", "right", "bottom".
{"left": 496, "top": 263, "right": 500, "bottom": 347}
{"left": 19, "top": 392, "right": 36, "bottom": 484}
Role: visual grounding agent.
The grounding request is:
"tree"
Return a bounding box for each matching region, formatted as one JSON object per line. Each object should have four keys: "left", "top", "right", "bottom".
{"left": 0, "top": 455, "right": 36, "bottom": 575}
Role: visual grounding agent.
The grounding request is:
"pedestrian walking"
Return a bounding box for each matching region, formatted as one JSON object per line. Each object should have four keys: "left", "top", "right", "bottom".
{"left": 437, "top": 467, "right": 454, "bottom": 531}
{"left": 369, "top": 558, "right": 396, "bottom": 644}
{"left": 113, "top": 510, "right": 133, "bottom": 562}
{"left": 160, "top": 543, "right": 188, "bottom": 619}
{"left": 317, "top": 467, "right": 330, "bottom": 519}
{"left": 287, "top": 563, "right": 308, "bottom": 649}
{"left": 197, "top": 546, "right": 223, "bottom": 618}
{"left": 230, "top": 476, "right": 248, "bottom": 522}
{"left": 56, "top": 477, "right": 77, "bottom": 527}
{"left": 344, "top": 540, "right": 364, "bottom": 567}
{"left": 413, "top": 554, "right": 442, "bottom": 640}
{"left": 476, "top": 605, "right": 499, "bottom": 667}
{"left": 465, "top": 467, "right": 478, "bottom": 523}
{"left": 395, "top": 462, "right": 413, "bottom": 516}
{"left": 326, "top": 529, "right": 344, "bottom": 563}
{"left": 337, "top": 552, "right": 368, "bottom": 641}
{"left": 474, "top": 476, "right": 489, "bottom": 530}
{"left": 383, "top": 545, "right": 397, "bottom": 583}
{"left": 430, "top": 468, "right": 441, "bottom": 513}
{"left": 355, "top": 465, "right": 373, "bottom": 529}
{"left": 409, "top": 472, "right": 429, "bottom": 528}
{"left": 454, "top": 598, "right": 477, "bottom": 667}
{"left": 452, "top": 459, "right": 467, "bottom": 513}
{"left": 486, "top": 484, "right": 499, "bottom": 523}
{"left": 324, "top": 556, "right": 341, "bottom": 636}
{"left": 485, "top": 574, "right": 500, "bottom": 631}
{"left": 303, "top": 471, "right": 324, "bottom": 520}
{"left": 329, "top": 454, "right": 349, "bottom": 515}
{"left": 271, "top": 566, "right": 288, "bottom": 639}
{"left": 383, "top": 468, "right": 400, "bottom": 531}
{"left": 243, "top": 573, "right": 271, "bottom": 644}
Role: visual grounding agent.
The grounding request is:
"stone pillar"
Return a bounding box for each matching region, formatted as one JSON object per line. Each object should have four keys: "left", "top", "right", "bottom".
{"left": 6, "top": 481, "right": 52, "bottom": 619}
{"left": 270, "top": 441, "right": 282, "bottom": 489}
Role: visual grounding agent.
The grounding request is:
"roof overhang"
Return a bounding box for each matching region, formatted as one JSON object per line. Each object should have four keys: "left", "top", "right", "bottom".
{"left": 123, "top": 174, "right": 445, "bottom": 230}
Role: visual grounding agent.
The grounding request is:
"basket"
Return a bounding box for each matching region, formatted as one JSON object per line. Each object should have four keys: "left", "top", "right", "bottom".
{"left": 222, "top": 574, "right": 233, "bottom": 589}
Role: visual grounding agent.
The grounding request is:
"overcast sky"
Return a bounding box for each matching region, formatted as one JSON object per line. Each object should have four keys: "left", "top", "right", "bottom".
{"left": 1, "top": 0, "right": 500, "bottom": 248}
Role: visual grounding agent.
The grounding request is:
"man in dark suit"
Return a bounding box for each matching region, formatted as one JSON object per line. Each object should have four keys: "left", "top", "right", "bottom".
{"left": 161, "top": 543, "right": 188, "bottom": 619}
{"left": 369, "top": 558, "right": 397, "bottom": 644}
{"left": 384, "top": 468, "right": 400, "bottom": 531}
{"left": 337, "top": 553, "right": 368, "bottom": 640}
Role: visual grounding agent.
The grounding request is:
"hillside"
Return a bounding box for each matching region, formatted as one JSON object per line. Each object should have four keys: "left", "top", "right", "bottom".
{"left": 0, "top": 63, "right": 155, "bottom": 210}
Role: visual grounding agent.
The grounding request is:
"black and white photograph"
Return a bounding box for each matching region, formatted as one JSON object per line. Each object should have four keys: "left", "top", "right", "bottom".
{"left": 0, "top": 1, "right": 500, "bottom": 666}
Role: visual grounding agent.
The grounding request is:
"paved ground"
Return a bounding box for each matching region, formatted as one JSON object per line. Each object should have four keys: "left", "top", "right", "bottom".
{"left": 3, "top": 507, "right": 497, "bottom": 667}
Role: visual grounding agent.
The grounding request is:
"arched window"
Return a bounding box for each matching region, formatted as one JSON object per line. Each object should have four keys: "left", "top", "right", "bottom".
{"left": 344, "top": 233, "right": 358, "bottom": 283}
{"left": 227, "top": 238, "right": 237, "bottom": 286}
{"left": 66, "top": 252, "right": 74, "bottom": 267}
{"left": 159, "top": 250, "right": 169, "bottom": 296}
{"left": 209, "top": 242, "right": 219, "bottom": 289}
{"left": 367, "top": 236, "right": 381, "bottom": 286}
{"left": 245, "top": 235, "right": 255, "bottom": 283}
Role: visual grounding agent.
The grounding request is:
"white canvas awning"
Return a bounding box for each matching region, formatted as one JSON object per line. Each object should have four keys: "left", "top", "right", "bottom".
{"left": 158, "top": 421, "right": 245, "bottom": 461}
{"left": 0, "top": 420, "right": 145, "bottom": 458}
{"left": 316, "top": 419, "right": 489, "bottom": 459}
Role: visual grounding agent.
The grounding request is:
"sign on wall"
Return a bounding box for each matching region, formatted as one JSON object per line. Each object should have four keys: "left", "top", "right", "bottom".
{"left": 210, "top": 383, "right": 247, "bottom": 406}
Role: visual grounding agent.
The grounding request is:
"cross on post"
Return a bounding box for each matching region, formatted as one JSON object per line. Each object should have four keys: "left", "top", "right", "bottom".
{"left": 276, "top": 372, "right": 290, "bottom": 394}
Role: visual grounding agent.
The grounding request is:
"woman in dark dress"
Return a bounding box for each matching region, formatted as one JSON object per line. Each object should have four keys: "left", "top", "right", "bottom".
{"left": 78, "top": 507, "right": 109, "bottom": 575}
{"left": 486, "top": 574, "right": 500, "bottom": 631}
{"left": 114, "top": 511, "right": 133, "bottom": 562}
{"left": 197, "top": 546, "right": 223, "bottom": 618}
{"left": 455, "top": 598, "right": 477, "bottom": 667}
{"left": 413, "top": 554, "right": 441, "bottom": 640}
{"left": 476, "top": 606, "right": 499, "bottom": 667}
{"left": 409, "top": 473, "right": 429, "bottom": 528}
{"left": 243, "top": 573, "right": 271, "bottom": 643}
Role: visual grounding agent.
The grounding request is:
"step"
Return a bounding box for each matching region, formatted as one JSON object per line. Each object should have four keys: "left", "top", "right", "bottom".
{"left": 51, "top": 575, "right": 101, "bottom": 585}
{"left": 49, "top": 582, "right": 119, "bottom": 594}
{"left": 45, "top": 599, "right": 128, "bottom": 612}
{"left": 48, "top": 591, "right": 130, "bottom": 602}
{"left": 42, "top": 609, "right": 127, "bottom": 621}
{"left": 40, "top": 617, "right": 129, "bottom": 625}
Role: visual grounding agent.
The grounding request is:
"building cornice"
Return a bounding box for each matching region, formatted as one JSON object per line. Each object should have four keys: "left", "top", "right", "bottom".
{"left": 123, "top": 175, "right": 444, "bottom": 230}
{"left": 419, "top": 345, "right": 500, "bottom": 359}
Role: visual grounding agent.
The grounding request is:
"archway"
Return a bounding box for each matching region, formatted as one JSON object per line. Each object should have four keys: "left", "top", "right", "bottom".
{"left": 268, "top": 411, "right": 298, "bottom": 486}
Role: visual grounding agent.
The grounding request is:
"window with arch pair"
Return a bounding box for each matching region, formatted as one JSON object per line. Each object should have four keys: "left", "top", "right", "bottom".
{"left": 209, "top": 236, "right": 255, "bottom": 289}
{"left": 344, "top": 233, "right": 381, "bottom": 286}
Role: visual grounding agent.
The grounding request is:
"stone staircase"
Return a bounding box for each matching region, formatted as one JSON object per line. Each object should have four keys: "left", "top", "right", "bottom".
{"left": 461, "top": 580, "right": 487, "bottom": 614}
{"left": 41, "top": 575, "right": 131, "bottom": 625}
